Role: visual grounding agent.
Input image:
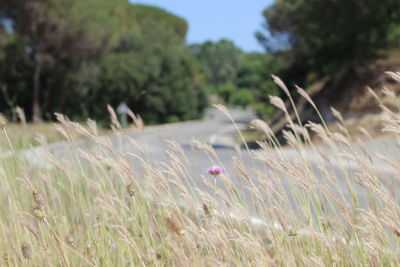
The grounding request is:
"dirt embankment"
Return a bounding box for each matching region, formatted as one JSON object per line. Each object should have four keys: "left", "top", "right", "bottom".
{"left": 265, "top": 51, "right": 400, "bottom": 140}
{"left": 313, "top": 51, "right": 400, "bottom": 137}
{"left": 318, "top": 51, "right": 400, "bottom": 114}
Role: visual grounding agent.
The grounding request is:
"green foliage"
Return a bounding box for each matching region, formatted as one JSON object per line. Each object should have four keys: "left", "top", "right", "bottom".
{"left": 130, "top": 4, "right": 188, "bottom": 39}
{"left": 90, "top": 45, "right": 207, "bottom": 124}
{"left": 253, "top": 103, "right": 273, "bottom": 116}
{"left": 236, "top": 53, "right": 266, "bottom": 90}
{"left": 0, "top": 1, "right": 207, "bottom": 124}
{"left": 82, "top": 5, "right": 207, "bottom": 124}
{"left": 217, "top": 83, "right": 236, "bottom": 103}
{"left": 251, "top": 79, "right": 280, "bottom": 116}
{"left": 0, "top": 0, "right": 128, "bottom": 121}
{"left": 191, "top": 40, "right": 243, "bottom": 87}
{"left": 191, "top": 40, "right": 281, "bottom": 114}
{"left": 230, "top": 88, "right": 254, "bottom": 108}
{"left": 257, "top": 0, "right": 400, "bottom": 75}
{"left": 234, "top": 52, "right": 281, "bottom": 114}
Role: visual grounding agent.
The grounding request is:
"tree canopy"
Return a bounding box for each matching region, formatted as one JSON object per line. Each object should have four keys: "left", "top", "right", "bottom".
{"left": 191, "top": 39, "right": 280, "bottom": 115}
{"left": 257, "top": 0, "right": 400, "bottom": 78}
{"left": 190, "top": 40, "right": 242, "bottom": 88}
{"left": 0, "top": 0, "right": 207, "bottom": 124}
{"left": 3, "top": 0, "right": 397, "bottom": 124}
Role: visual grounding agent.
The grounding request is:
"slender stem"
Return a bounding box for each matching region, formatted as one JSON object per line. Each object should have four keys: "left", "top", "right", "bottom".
{"left": 3, "top": 128, "right": 14, "bottom": 153}
{"left": 44, "top": 218, "right": 69, "bottom": 267}
{"left": 2, "top": 128, "right": 17, "bottom": 175}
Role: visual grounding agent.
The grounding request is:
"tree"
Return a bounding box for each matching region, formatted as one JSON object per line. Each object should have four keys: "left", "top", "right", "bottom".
{"left": 81, "top": 4, "right": 208, "bottom": 124}
{"left": 257, "top": 0, "right": 400, "bottom": 77}
{"left": 0, "top": 2, "right": 208, "bottom": 123}
{"left": 235, "top": 53, "right": 281, "bottom": 115}
{"left": 236, "top": 53, "right": 268, "bottom": 91}
{"left": 0, "top": 0, "right": 126, "bottom": 121}
{"left": 190, "top": 40, "right": 242, "bottom": 88}
{"left": 130, "top": 4, "right": 188, "bottom": 40}
{"left": 190, "top": 40, "right": 281, "bottom": 114}
{"left": 230, "top": 88, "right": 254, "bottom": 108}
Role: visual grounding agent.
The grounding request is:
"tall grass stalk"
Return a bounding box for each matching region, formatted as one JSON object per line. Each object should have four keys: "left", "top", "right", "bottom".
{"left": 1, "top": 74, "right": 400, "bottom": 265}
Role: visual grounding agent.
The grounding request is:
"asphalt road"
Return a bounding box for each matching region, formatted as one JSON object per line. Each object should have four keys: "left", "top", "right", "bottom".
{"left": 121, "top": 108, "right": 257, "bottom": 173}
{"left": 22, "top": 107, "right": 400, "bottom": 221}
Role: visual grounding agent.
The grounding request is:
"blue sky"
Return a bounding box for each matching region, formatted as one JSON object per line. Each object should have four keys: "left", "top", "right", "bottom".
{"left": 132, "top": 1, "right": 273, "bottom": 52}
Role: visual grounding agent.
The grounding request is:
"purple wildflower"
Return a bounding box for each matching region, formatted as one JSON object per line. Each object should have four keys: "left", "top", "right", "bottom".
{"left": 207, "top": 165, "right": 224, "bottom": 176}
{"left": 153, "top": 203, "right": 163, "bottom": 210}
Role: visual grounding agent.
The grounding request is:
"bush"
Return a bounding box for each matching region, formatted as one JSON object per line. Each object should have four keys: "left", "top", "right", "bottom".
{"left": 217, "top": 83, "right": 236, "bottom": 103}
{"left": 230, "top": 88, "right": 254, "bottom": 108}
{"left": 253, "top": 103, "right": 273, "bottom": 116}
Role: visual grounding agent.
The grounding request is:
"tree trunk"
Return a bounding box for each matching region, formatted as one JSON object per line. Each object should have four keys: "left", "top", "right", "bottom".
{"left": 32, "top": 56, "right": 42, "bottom": 123}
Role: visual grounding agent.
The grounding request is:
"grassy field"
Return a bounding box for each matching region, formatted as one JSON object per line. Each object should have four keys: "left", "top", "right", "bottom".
{"left": 2, "top": 74, "right": 400, "bottom": 266}
{"left": 0, "top": 122, "right": 113, "bottom": 152}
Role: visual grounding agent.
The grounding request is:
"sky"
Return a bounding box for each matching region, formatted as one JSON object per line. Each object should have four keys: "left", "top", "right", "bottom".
{"left": 132, "top": 1, "right": 273, "bottom": 52}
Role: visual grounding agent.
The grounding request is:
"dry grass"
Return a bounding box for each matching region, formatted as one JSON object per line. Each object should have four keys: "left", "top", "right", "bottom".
{"left": 0, "top": 121, "right": 144, "bottom": 152}
{"left": 0, "top": 122, "right": 111, "bottom": 152}
{"left": 2, "top": 73, "right": 400, "bottom": 266}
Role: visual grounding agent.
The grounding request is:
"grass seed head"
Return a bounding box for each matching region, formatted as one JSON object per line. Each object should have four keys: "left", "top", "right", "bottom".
{"left": 86, "top": 244, "right": 96, "bottom": 258}
{"left": 391, "top": 227, "right": 400, "bottom": 237}
{"left": 165, "top": 216, "right": 185, "bottom": 236}
{"left": 0, "top": 113, "right": 7, "bottom": 129}
{"left": 66, "top": 235, "right": 74, "bottom": 246}
{"left": 126, "top": 183, "right": 135, "bottom": 197}
{"left": 2, "top": 252, "right": 8, "bottom": 263}
{"left": 203, "top": 203, "right": 212, "bottom": 217}
{"left": 15, "top": 106, "right": 26, "bottom": 125}
{"left": 21, "top": 242, "right": 31, "bottom": 260}
{"left": 32, "top": 190, "right": 44, "bottom": 207}
{"left": 33, "top": 207, "right": 46, "bottom": 222}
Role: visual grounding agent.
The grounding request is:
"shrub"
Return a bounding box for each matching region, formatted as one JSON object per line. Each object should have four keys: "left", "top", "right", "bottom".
{"left": 230, "top": 88, "right": 254, "bottom": 107}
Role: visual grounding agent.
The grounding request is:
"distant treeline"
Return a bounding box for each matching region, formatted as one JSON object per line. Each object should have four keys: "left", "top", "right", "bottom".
{"left": 194, "top": 0, "right": 400, "bottom": 119}
{"left": 0, "top": 0, "right": 207, "bottom": 124}
{"left": 1, "top": 0, "right": 400, "bottom": 124}
{"left": 190, "top": 40, "right": 281, "bottom": 116}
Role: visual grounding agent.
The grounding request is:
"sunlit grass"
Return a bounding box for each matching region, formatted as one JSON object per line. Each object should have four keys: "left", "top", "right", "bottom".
{"left": 2, "top": 73, "right": 400, "bottom": 266}
{"left": 0, "top": 123, "right": 107, "bottom": 151}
